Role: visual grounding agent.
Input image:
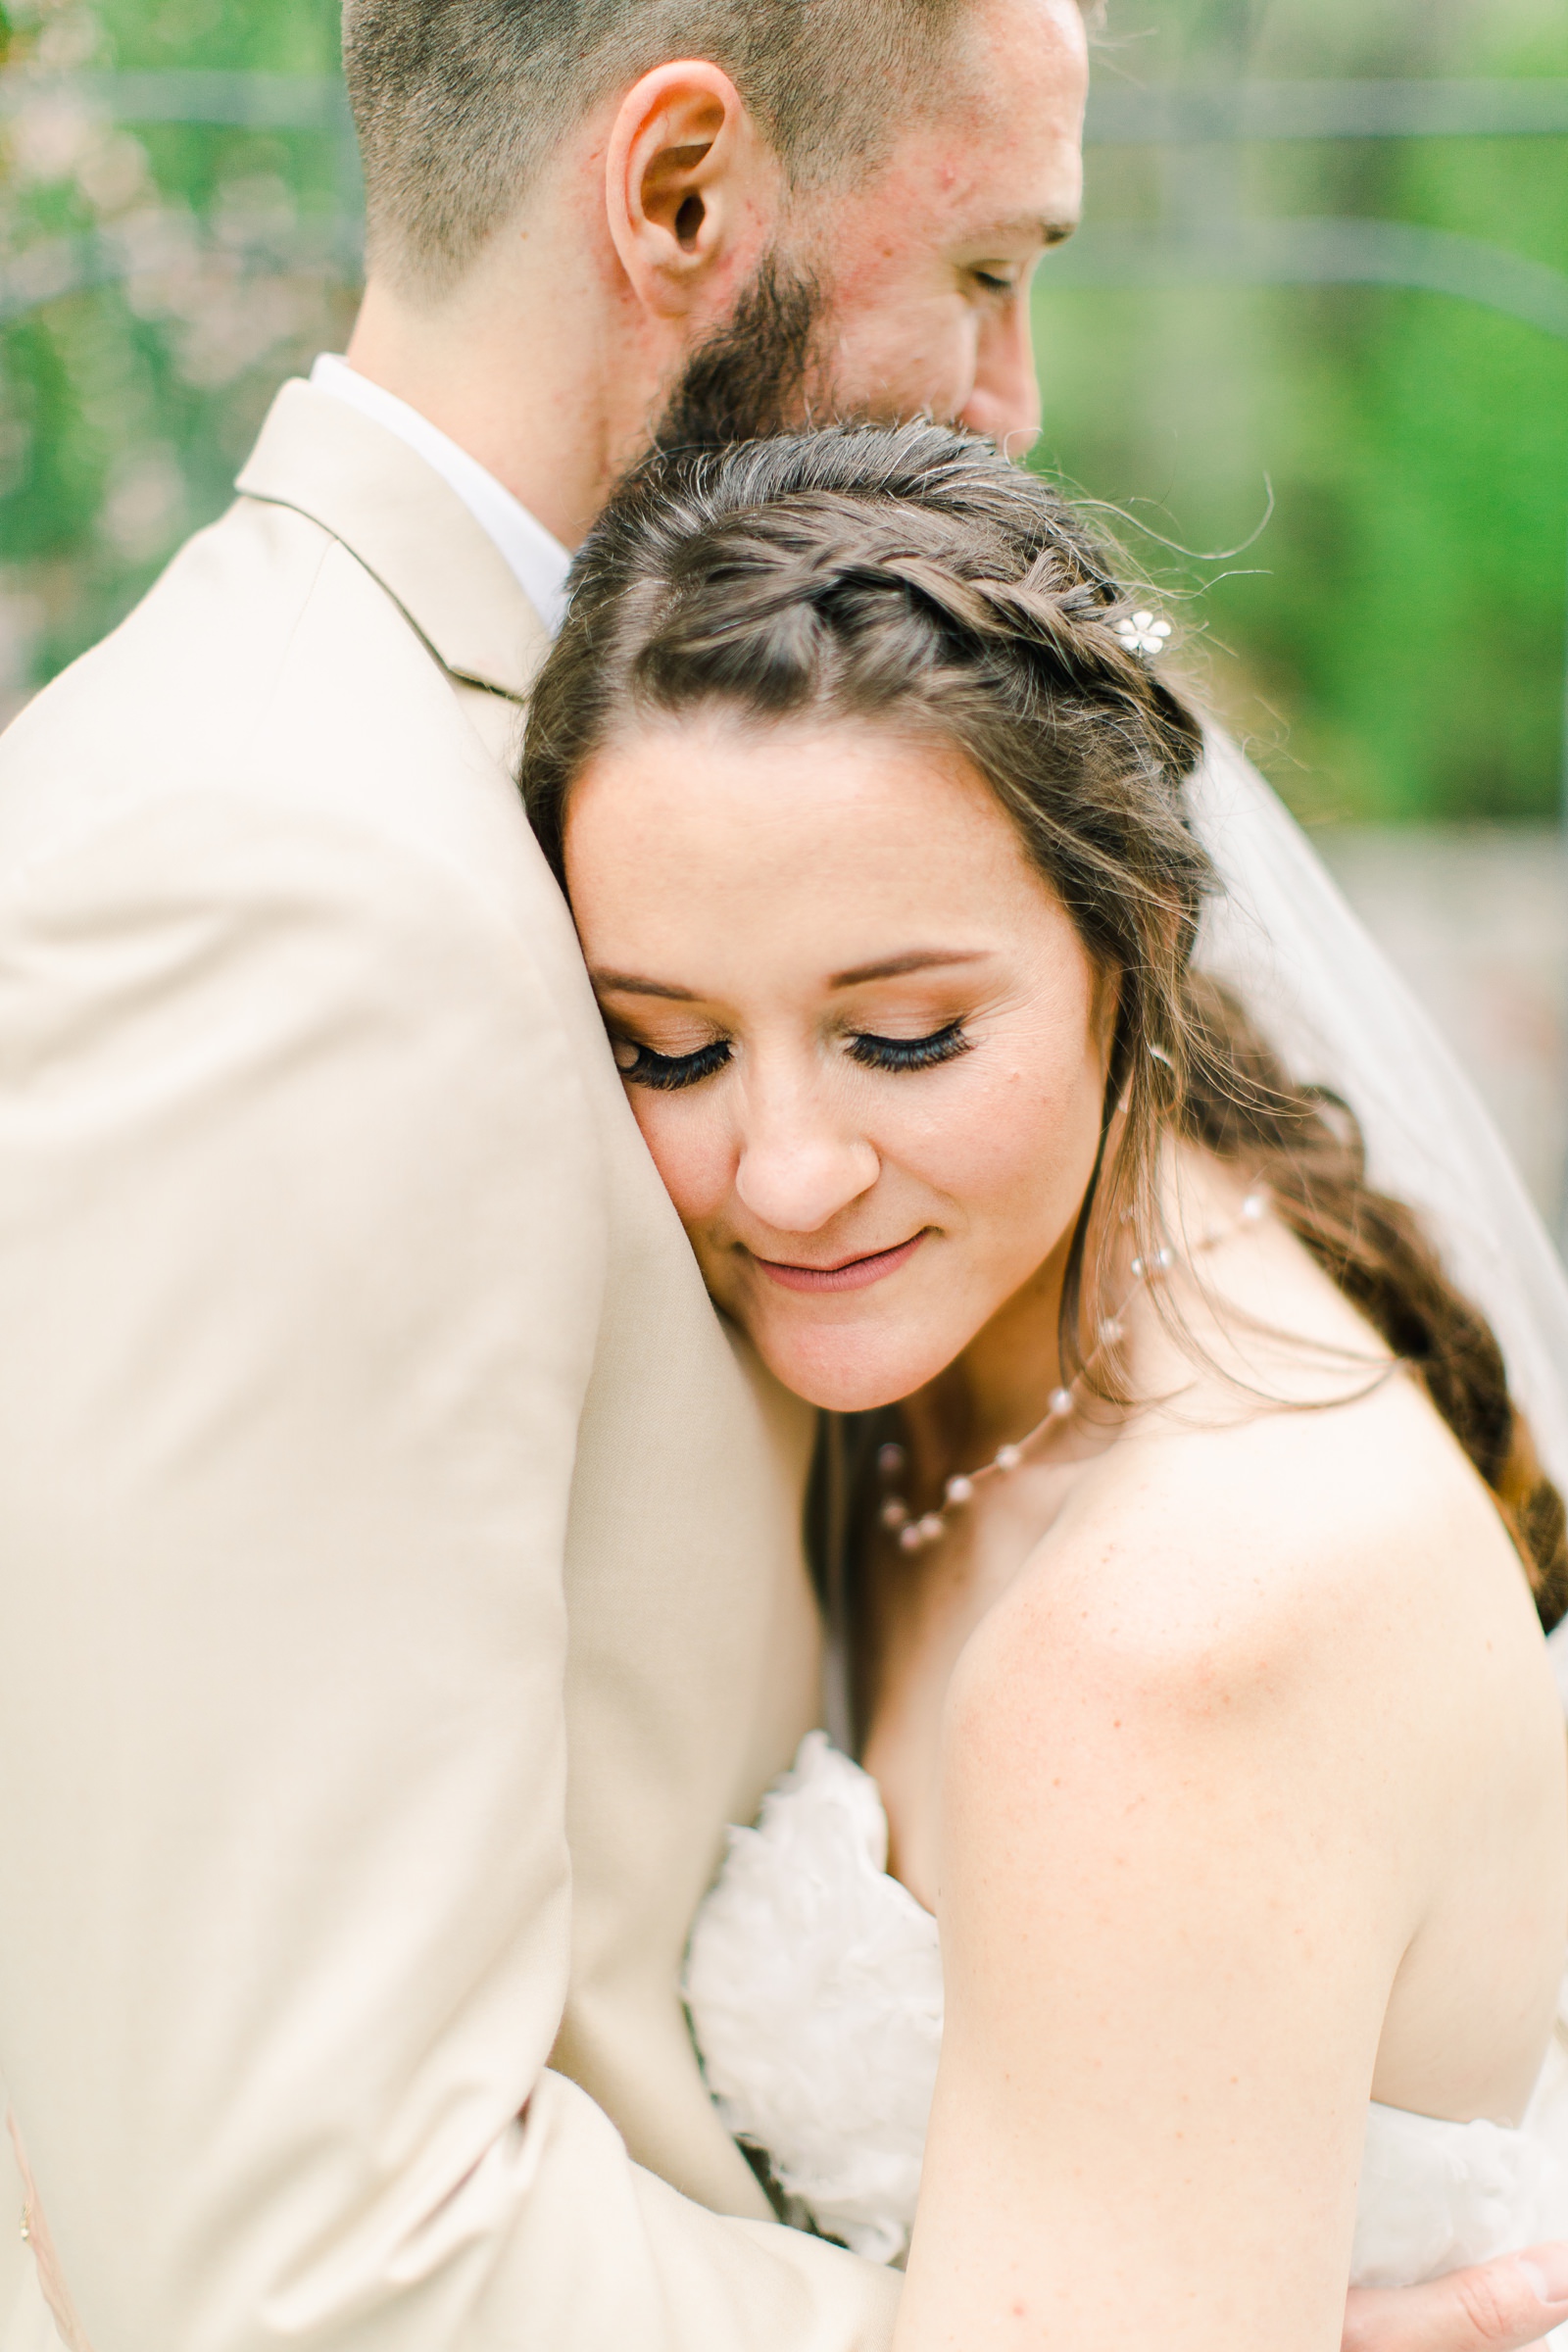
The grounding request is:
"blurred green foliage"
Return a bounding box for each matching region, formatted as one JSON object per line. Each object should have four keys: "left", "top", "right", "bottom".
{"left": 1036, "top": 0, "right": 1568, "bottom": 823}
{"left": 1, "top": 0, "right": 1565, "bottom": 822}
{"left": 0, "top": 0, "right": 353, "bottom": 703}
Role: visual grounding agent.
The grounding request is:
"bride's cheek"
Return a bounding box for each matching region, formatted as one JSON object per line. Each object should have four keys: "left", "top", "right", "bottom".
{"left": 916, "top": 1056, "right": 1056, "bottom": 1190}
{"left": 628, "top": 1099, "right": 734, "bottom": 1235}
{"left": 930, "top": 1063, "right": 1101, "bottom": 1259}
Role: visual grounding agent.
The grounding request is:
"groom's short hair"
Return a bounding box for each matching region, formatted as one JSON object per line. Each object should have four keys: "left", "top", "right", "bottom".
{"left": 343, "top": 0, "right": 967, "bottom": 292}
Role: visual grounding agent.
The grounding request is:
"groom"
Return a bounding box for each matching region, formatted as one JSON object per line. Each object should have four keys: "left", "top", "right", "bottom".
{"left": 0, "top": 2, "right": 1562, "bottom": 2346}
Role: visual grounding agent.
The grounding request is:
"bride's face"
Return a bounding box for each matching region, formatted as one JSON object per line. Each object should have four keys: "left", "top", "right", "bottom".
{"left": 564, "top": 710, "right": 1115, "bottom": 1412}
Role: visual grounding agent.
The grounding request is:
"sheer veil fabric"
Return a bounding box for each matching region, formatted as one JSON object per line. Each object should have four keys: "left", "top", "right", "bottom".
{"left": 1190, "top": 734, "right": 1568, "bottom": 1704}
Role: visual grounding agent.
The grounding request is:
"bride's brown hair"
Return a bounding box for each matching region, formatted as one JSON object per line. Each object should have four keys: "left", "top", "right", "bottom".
{"left": 521, "top": 422, "right": 1568, "bottom": 1633}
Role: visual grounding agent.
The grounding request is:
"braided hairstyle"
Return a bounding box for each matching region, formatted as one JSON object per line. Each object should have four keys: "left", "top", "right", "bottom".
{"left": 521, "top": 422, "right": 1567, "bottom": 1633}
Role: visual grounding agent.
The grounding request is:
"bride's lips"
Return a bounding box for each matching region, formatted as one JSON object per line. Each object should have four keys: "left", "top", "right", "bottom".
{"left": 754, "top": 1232, "right": 928, "bottom": 1295}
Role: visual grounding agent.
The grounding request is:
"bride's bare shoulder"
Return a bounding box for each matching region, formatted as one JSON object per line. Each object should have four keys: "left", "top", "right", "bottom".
{"left": 935, "top": 1340, "right": 1566, "bottom": 2134}
{"left": 952, "top": 1365, "right": 1546, "bottom": 1787}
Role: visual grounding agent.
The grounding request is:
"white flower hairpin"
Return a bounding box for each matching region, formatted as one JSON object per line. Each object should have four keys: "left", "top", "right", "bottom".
{"left": 1113, "top": 609, "right": 1172, "bottom": 659}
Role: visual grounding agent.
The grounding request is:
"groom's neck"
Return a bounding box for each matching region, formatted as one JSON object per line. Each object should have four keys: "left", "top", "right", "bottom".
{"left": 343, "top": 213, "right": 627, "bottom": 553}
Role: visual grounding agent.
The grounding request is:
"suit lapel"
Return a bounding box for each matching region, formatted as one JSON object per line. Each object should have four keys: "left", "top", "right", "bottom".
{"left": 235, "top": 379, "right": 550, "bottom": 706}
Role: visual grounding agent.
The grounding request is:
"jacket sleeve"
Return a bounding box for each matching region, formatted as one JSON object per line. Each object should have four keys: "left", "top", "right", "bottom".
{"left": 0, "top": 793, "right": 899, "bottom": 2352}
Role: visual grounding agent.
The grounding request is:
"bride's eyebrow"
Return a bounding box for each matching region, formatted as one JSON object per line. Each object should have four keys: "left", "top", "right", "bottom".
{"left": 593, "top": 952, "right": 988, "bottom": 999}
{"left": 591, "top": 973, "right": 699, "bottom": 1001}
{"left": 828, "top": 951, "right": 989, "bottom": 988}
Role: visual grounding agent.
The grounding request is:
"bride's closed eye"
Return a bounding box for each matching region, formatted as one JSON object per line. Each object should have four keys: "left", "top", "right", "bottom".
{"left": 847, "top": 1021, "right": 972, "bottom": 1074}
{"left": 610, "top": 1022, "right": 974, "bottom": 1092}
{"left": 612, "top": 1036, "right": 732, "bottom": 1092}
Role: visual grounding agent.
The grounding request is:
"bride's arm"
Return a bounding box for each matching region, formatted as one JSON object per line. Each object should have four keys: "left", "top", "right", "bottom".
{"left": 895, "top": 1485, "right": 1441, "bottom": 2352}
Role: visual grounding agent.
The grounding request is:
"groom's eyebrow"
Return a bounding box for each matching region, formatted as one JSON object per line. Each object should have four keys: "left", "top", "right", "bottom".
{"left": 980, "top": 211, "right": 1079, "bottom": 251}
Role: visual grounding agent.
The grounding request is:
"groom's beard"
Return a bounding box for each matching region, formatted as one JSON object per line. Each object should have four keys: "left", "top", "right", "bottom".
{"left": 653, "top": 252, "right": 833, "bottom": 452}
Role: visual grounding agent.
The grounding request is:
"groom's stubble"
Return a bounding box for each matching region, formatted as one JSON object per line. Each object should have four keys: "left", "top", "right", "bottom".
{"left": 653, "top": 251, "right": 845, "bottom": 454}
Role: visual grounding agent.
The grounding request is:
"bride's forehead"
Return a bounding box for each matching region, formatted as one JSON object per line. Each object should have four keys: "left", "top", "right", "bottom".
{"left": 566, "top": 710, "right": 1031, "bottom": 876}
{"left": 565, "top": 718, "right": 1080, "bottom": 988}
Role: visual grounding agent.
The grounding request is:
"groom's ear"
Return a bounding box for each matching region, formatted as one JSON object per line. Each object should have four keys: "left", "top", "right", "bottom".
{"left": 605, "top": 62, "right": 782, "bottom": 321}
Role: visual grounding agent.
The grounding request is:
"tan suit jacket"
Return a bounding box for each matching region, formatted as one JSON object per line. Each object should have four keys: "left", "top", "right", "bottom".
{"left": 0, "top": 381, "right": 901, "bottom": 2349}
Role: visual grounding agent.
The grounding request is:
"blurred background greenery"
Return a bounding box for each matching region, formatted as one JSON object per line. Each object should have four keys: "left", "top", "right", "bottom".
{"left": 2, "top": 0, "right": 1567, "bottom": 1217}
{"left": 0, "top": 0, "right": 355, "bottom": 716}
{"left": 1036, "top": 1, "right": 1568, "bottom": 829}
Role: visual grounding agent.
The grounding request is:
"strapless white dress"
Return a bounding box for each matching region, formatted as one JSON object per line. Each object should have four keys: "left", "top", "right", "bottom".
{"left": 685, "top": 1732, "right": 1568, "bottom": 2323}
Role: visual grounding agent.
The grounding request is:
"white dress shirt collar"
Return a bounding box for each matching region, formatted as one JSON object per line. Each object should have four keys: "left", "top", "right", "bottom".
{"left": 309, "top": 354, "right": 571, "bottom": 636}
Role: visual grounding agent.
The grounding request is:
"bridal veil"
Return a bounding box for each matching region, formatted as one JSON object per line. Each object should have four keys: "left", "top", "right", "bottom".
{"left": 1193, "top": 734, "right": 1568, "bottom": 1696}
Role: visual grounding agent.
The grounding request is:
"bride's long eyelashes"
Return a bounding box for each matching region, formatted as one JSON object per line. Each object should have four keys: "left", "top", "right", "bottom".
{"left": 612, "top": 1021, "right": 972, "bottom": 1091}
{"left": 612, "top": 1036, "right": 733, "bottom": 1092}
{"left": 847, "top": 1022, "right": 971, "bottom": 1073}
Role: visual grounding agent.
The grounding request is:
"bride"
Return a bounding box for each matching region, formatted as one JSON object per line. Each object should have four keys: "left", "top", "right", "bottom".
{"left": 520, "top": 423, "right": 1568, "bottom": 2352}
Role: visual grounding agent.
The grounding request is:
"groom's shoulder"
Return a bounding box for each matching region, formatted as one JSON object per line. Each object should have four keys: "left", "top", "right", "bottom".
{"left": 0, "top": 491, "right": 538, "bottom": 925}
{"left": 0, "top": 491, "right": 448, "bottom": 815}
{"left": 5, "top": 491, "right": 341, "bottom": 785}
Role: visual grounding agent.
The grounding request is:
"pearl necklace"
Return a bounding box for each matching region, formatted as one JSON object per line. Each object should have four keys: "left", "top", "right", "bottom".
{"left": 878, "top": 1190, "right": 1268, "bottom": 1554}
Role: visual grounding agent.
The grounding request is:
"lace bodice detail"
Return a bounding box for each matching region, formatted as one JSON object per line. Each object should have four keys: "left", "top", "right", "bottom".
{"left": 685, "top": 1734, "right": 1568, "bottom": 2292}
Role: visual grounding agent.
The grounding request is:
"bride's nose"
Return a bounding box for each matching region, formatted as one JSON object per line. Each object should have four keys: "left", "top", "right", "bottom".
{"left": 733, "top": 1085, "right": 880, "bottom": 1237}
